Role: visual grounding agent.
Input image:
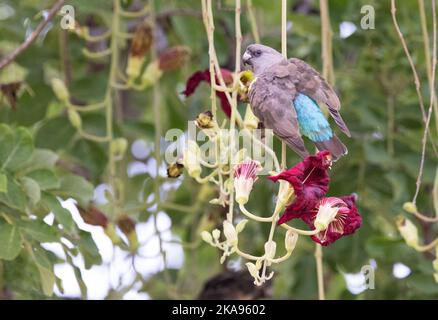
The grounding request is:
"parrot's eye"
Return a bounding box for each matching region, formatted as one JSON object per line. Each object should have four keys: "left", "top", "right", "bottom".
{"left": 254, "top": 50, "right": 262, "bottom": 57}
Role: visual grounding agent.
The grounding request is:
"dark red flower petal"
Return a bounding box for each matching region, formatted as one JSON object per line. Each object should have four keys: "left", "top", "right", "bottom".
{"left": 268, "top": 151, "right": 331, "bottom": 225}
{"left": 182, "top": 68, "right": 233, "bottom": 117}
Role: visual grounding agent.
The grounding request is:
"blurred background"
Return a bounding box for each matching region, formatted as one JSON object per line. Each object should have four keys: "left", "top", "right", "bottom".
{"left": 0, "top": 0, "right": 437, "bottom": 299}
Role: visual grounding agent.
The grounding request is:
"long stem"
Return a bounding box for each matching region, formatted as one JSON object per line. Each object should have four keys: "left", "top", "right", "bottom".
{"left": 415, "top": 236, "right": 438, "bottom": 252}
{"left": 227, "top": 0, "right": 242, "bottom": 222}
{"left": 316, "top": 0, "right": 334, "bottom": 300}
{"left": 246, "top": 0, "right": 260, "bottom": 43}
{"left": 315, "top": 244, "right": 325, "bottom": 300}
{"left": 281, "top": 0, "right": 287, "bottom": 169}
{"left": 106, "top": 0, "right": 121, "bottom": 218}
{"left": 150, "top": 0, "right": 171, "bottom": 285}
{"left": 412, "top": 0, "right": 437, "bottom": 204}
{"left": 419, "top": 0, "right": 438, "bottom": 133}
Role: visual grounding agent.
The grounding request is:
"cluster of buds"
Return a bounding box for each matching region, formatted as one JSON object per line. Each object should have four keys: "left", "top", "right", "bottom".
{"left": 201, "top": 217, "right": 299, "bottom": 285}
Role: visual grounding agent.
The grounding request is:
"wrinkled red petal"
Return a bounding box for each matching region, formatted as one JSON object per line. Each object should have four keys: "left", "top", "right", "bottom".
{"left": 217, "top": 92, "right": 231, "bottom": 117}
{"left": 182, "top": 68, "right": 233, "bottom": 117}
{"left": 268, "top": 151, "right": 331, "bottom": 225}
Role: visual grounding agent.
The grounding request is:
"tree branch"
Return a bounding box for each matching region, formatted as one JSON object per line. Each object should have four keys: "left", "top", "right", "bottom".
{"left": 0, "top": 0, "right": 65, "bottom": 70}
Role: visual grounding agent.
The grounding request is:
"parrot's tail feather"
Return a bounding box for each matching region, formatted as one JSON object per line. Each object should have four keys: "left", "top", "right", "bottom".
{"left": 313, "top": 135, "right": 347, "bottom": 161}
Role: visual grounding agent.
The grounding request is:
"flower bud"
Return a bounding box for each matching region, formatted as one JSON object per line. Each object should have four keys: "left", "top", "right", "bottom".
{"left": 158, "top": 46, "right": 191, "bottom": 72}
{"left": 235, "top": 219, "right": 248, "bottom": 233}
{"left": 403, "top": 202, "right": 418, "bottom": 214}
{"left": 245, "top": 262, "right": 259, "bottom": 279}
{"left": 201, "top": 231, "right": 213, "bottom": 244}
{"left": 167, "top": 161, "right": 184, "bottom": 178}
{"left": 264, "top": 240, "right": 277, "bottom": 260}
{"left": 231, "top": 148, "right": 247, "bottom": 166}
{"left": 223, "top": 220, "right": 238, "bottom": 246}
{"left": 195, "top": 110, "right": 215, "bottom": 129}
{"left": 238, "top": 71, "right": 255, "bottom": 102}
{"left": 212, "top": 229, "right": 221, "bottom": 240}
{"left": 141, "top": 60, "right": 163, "bottom": 88}
{"left": 78, "top": 205, "right": 108, "bottom": 228}
{"left": 126, "top": 56, "right": 146, "bottom": 80}
{"left": 68, "top": 109, "right": 82, "bottom": 129}
{"left": 104, "top": 222, "right": 122, "bottom": 245}
{"left": 51, "top": 78, "right": 69, "bottom": 101}
{"left": 233, "top": 158, "right": 261, "bottom": 205}
{"left": 243, "top": 104, "right": 259, "bottom": 130}
{"left": 117, "top": 215, "right": 136, "bottom": 235}
{"left": 285, "top": 230, "right": 298, "bottom": 252}
{"left": 278, "top": 181, "right": 294, "bottom": 206}
{"left": 110, "top": 138, "right": 128, "bottom": 161}
{"left": 183, "top": 140, "right": 202, "bottom": 178}
{"left": 396, "top": 216, "right": 419, "bottom": 248}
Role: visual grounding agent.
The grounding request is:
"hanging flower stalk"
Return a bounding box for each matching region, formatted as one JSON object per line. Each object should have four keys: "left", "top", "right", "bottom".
{"left": 168, "top": 0, "right": 365, "bottom": 288}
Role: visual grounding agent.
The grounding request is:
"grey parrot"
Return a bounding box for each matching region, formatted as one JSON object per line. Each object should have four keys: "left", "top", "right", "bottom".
{"left": 242, "top": 44, "right": 351, "bottom": 161}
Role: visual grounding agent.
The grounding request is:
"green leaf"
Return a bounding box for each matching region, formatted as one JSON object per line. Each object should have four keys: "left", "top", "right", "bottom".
{"left": 78, "top": 230, "right": 102, "bottom": 269}
{"left": 0, "top": 172, "right": 7, "bottom": 193}
{"left": 20, "top": 177, "right": 41, "bottom": 206}
{"left": 26, "top": 169, "right": 60, "bottom": 190}
{"left": 32, "top": 247, "right": 55, "bottom": 296}
{"left": 18, "top": 149, "right": 59, "bottom": 173}
{"left": 37, "top": 266, "right": 55, "bottom": 296}
{"left": 0, "top": 125, "right": 34, "bottom": 172}
{"left": 0, "top": 175, "right": 27, "bottom": 211}
{"left": 0, "top": 221, "right": 22, "bottom": 260}
{"left": 42, "top": 193, "right": 75, "bottom": 232}
{"left": 57, "top": 174, "right": 94, "bottom": 206}
{"left": 18, "top": 220, "right": 59, "bottom": 243}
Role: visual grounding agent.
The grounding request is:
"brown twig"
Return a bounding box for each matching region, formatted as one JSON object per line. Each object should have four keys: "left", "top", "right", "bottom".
{"left": 0, "top": 0, "right": 66, "bottom": 70}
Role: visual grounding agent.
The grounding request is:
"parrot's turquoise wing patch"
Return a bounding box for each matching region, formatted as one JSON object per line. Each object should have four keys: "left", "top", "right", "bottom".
{"left": 293, "top": 93, "right": 333, "bottom": 142}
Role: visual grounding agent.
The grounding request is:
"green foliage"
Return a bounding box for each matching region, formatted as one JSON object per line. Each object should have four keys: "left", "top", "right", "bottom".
{"left": 0, "top": 0, "right": 437, "bottom": 300}
{"left": 0, "top": 124, "right": 98, "bottom": 298}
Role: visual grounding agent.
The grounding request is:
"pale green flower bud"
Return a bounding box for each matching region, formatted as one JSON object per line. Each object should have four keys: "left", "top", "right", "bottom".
{"left": 403, "top": 202, "right": 418, "bottom": 214}
{"left": 235, "top": 219, "right": 248, "bottom": 233}
{"left": 201, "top": 231, "right": 213, "bottom": 244}
{"left": 51, "top": 78, "right": 69, "bottom": 101}
{"left": 396, "top": 216, "right": 419, "bottom": 248}
{"left": 68, "top": 109, "right": 82, "bottom": 129}
{"left": 223, "top": 220, "right": 238, "bottom": 246}
{"left": 285, "top": 230, "right": 298, "bottom": 252}
{"left": 243, "top": 104, "right": 259, "bottom": 130}
{"left": 212, "top": 229, "right": 221, "bottom": 240}
{"left": 183, "top": 140, "right": 202, "bottom": 178}
{"left": 245, "top": 262, "right": 259, "bottom": 279}
{"left": 264, "top": 240, "right": 277, "bottom": 260}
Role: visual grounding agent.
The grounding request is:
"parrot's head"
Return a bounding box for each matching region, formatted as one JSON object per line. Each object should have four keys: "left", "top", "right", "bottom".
{"left": 242, "top": 44, "right": 285, "bottom": 75}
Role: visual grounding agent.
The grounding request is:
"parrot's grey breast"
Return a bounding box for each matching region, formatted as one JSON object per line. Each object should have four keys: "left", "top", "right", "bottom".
{"left": 248, "top": 60, "right": 299, "bottom": 119}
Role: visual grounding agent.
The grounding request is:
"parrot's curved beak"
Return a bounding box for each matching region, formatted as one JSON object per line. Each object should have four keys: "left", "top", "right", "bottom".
{"left": 242, "top": 52, "right": 252, "bottom": 66}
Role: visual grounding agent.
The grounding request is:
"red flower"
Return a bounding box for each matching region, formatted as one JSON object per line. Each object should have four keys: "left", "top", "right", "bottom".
{"left": 268, "top": 151, "right": 331, "bottom": 225}
{"left": 301, "top": 195, "right": 362, "bottom": 246}
{"left": 182, "top": 68, "right": 233, "bottom": 117}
